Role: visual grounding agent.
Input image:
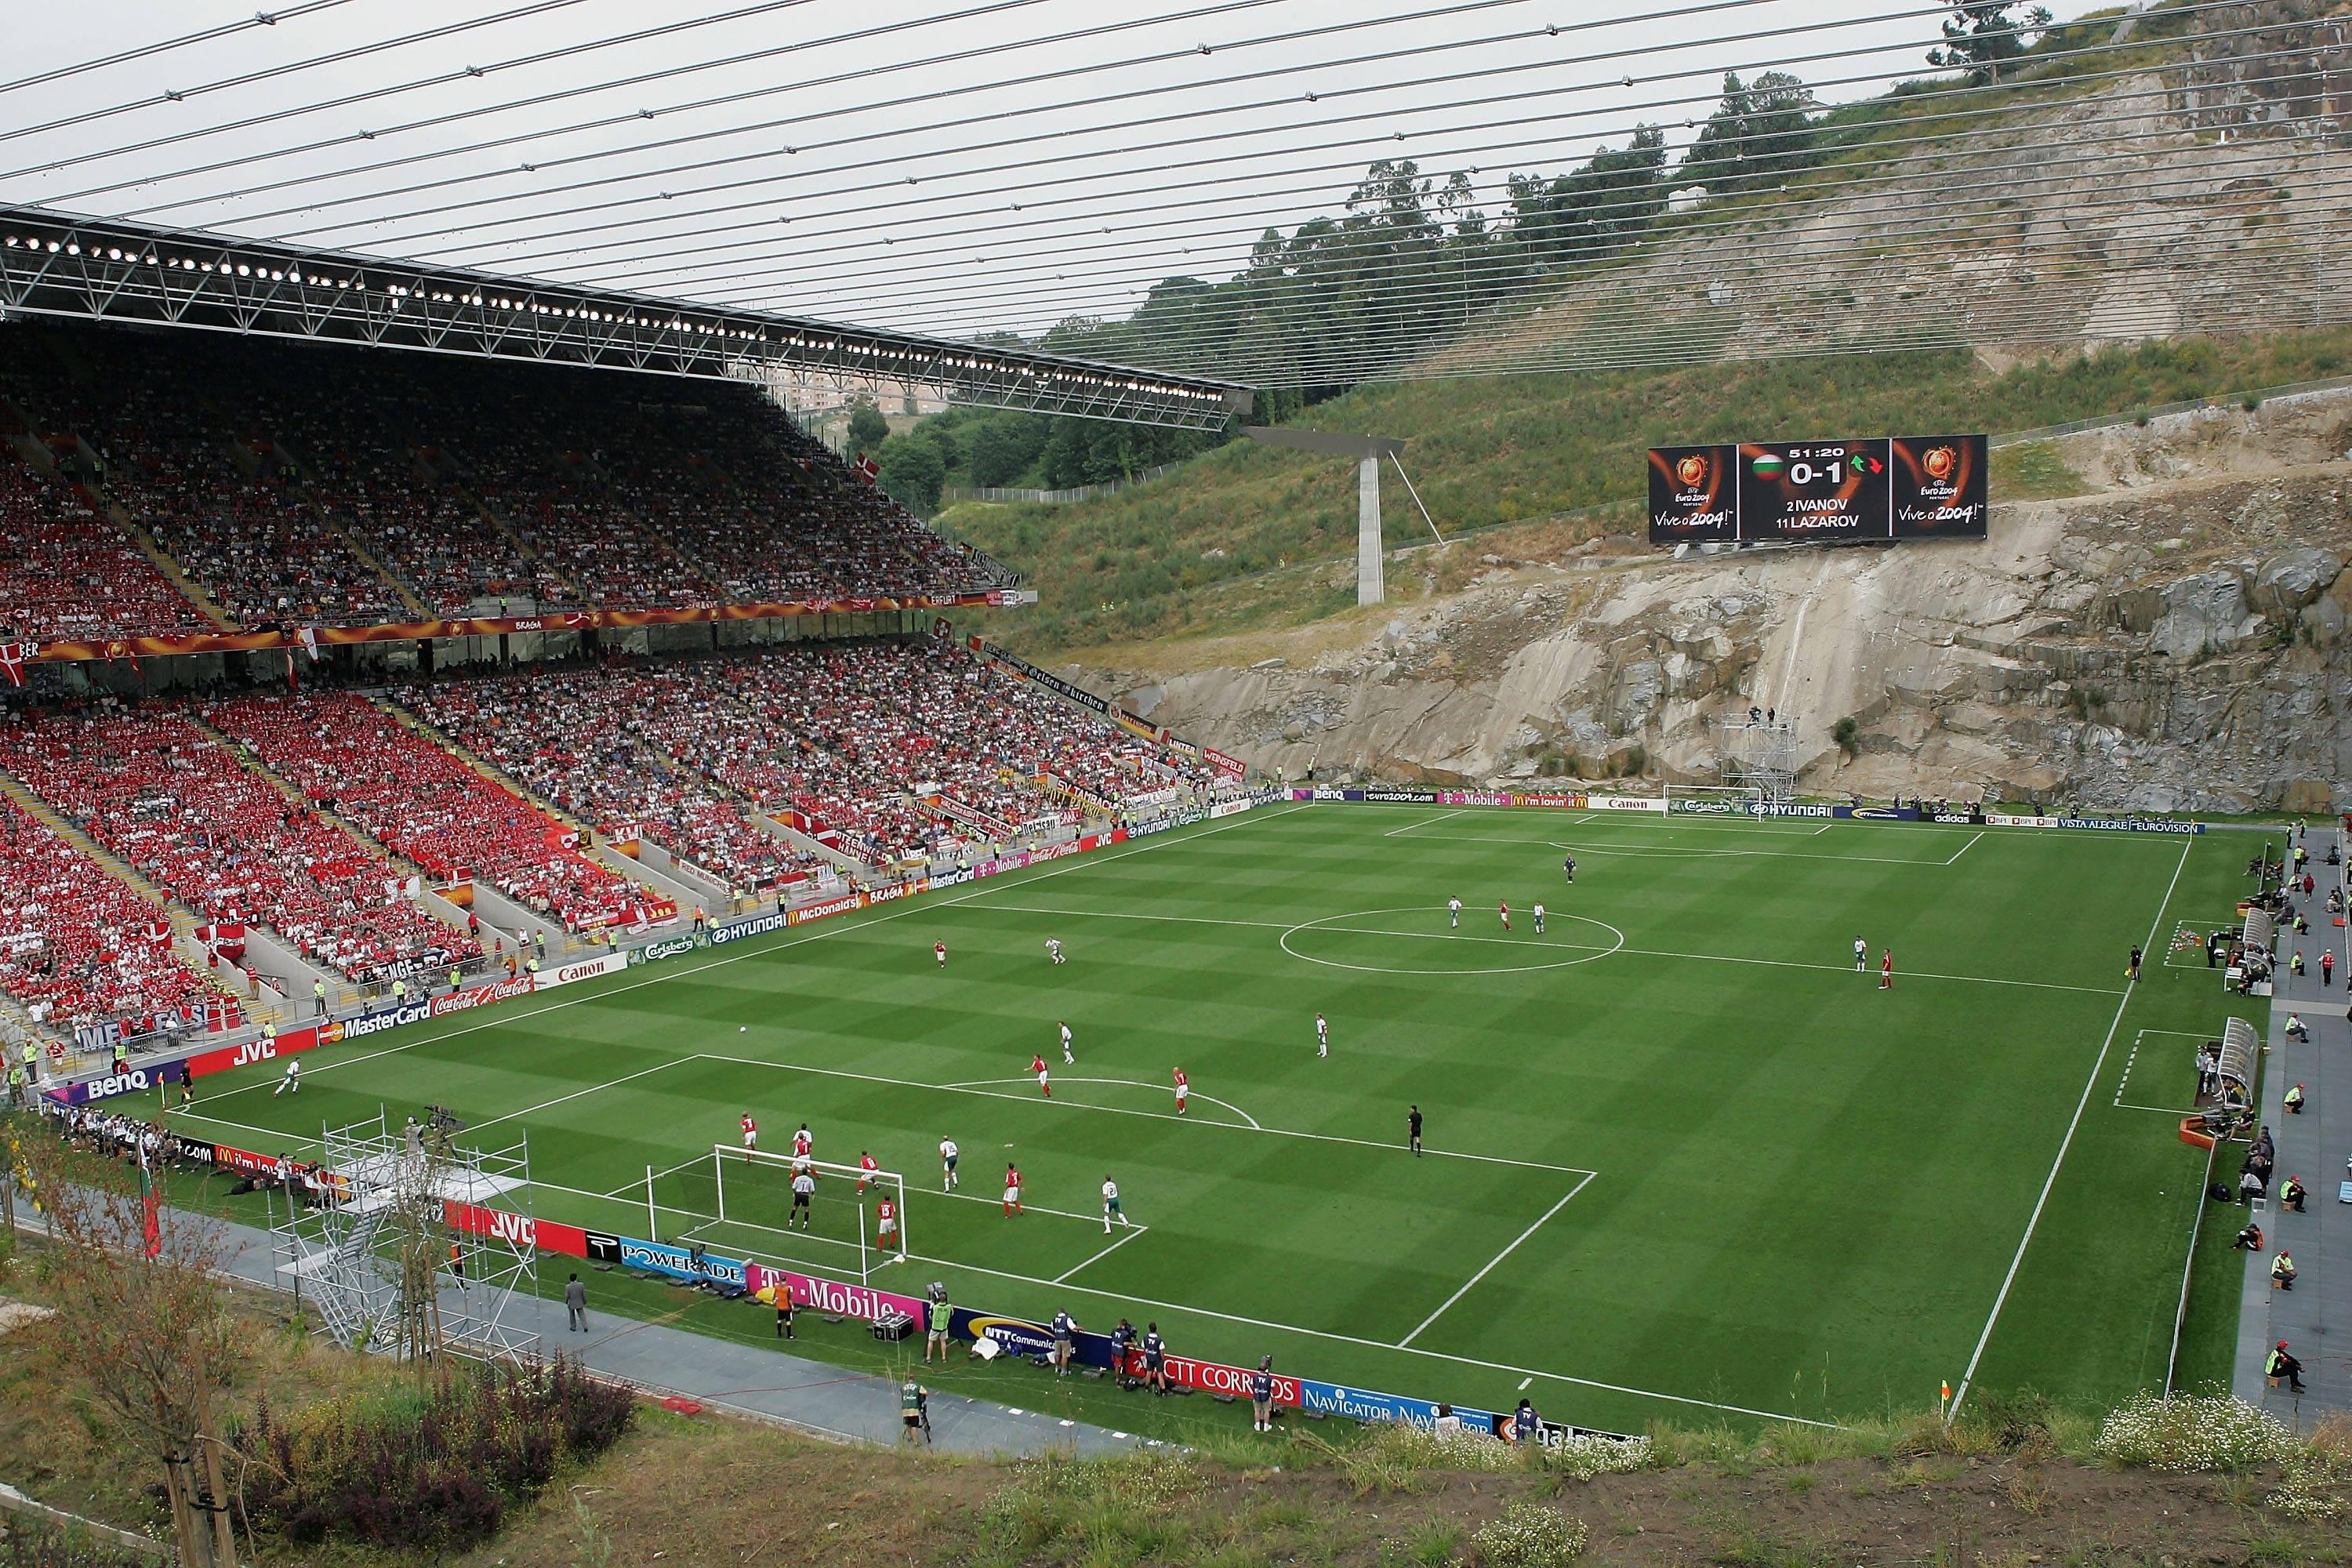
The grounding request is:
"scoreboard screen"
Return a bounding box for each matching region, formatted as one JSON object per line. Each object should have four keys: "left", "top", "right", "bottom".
{"left": 1736, "top": 440, "right": 1886, "bottom": 543}
{"left": 1648, "top": 434, "right": 1987, "bottom": 546}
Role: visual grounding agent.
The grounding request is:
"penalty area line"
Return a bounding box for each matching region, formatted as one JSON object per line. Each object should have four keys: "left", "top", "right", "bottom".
{"left": 1399, "top": 1171, "right": 1595, "bottom": 1348}
{"left": 1053, "top": 1222, "right": 1152, "bottom": 1284}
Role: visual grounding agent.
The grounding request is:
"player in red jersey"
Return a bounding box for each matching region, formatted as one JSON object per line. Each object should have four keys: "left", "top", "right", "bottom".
{"left": 1172, "top": 1067, "right": 1189, "bottom": 1116}
{"left": 858, "top": 1149, "right": 880, "bottom": 1192}
{"left": 935, "top": 940, "right": 947, "bottom": 968}
{"left": 739, "top": 1113, "right": 758, "bottom": 1150}
{"left": 1003, "top": 1163, "right": 1023, "bottom": 1216}
{"left": 1032, "top": 1054, "right": 1052, "bottom": 1097}
{"left": 1880, "top": 949, "right": 1893, "bottom": 991}
{"left": 875, "top": 1195, "right": 902, "bottom": 1253}
{"left": 793, "top": 1123, "right": 813, "bottom": 1160}
{"left": 1498, "top": 899, "right": 1511, "bottom": 931}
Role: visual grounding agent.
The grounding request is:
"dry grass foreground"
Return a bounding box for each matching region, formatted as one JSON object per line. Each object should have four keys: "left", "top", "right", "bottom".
{"left": 2, "top": 1250, "right": 2344, "bottom": 1568}
{"left": 463, "top": 1414, "right": 2347, "bottom": 1568}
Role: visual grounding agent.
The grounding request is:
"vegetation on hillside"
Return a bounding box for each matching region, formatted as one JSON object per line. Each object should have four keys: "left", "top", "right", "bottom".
{"left": 938, "top": 327, "right": 2352, "bottom": 653}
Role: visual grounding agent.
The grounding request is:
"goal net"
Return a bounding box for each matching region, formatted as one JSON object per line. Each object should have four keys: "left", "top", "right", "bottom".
{"left": 652, "top": 1148, "right": 909, "bottom": 1283}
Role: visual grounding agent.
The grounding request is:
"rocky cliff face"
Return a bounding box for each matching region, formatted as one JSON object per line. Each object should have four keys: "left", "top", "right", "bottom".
{"left": 1080, "top": 390, "right": 2352, "bottom": 813}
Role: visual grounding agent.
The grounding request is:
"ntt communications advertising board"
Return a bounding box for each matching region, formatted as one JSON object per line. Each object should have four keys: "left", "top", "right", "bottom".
{"left": 1649, "top": 436, "right": 1987, "bottom": 545}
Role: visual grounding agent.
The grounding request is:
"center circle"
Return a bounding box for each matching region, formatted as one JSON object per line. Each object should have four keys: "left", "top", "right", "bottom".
{"left": 1277, "top": 906, "right": 1624, "bottom": 975}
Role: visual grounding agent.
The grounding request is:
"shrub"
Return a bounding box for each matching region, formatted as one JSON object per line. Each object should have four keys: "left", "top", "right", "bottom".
{"left": 228, "top": 1356, "right": 634, "bottom": 1554}
{"left": 1531, "top": 1432, "right": 1653, "bottom": 1480}
{"left": 2093, "top": 1393, "right": 2296, "bottom": 1474}
{"left": 1832, "top": 716, "right": 1860, "bottom": 758}
{"left": 1471, "top": 1501, "right": 1588, "bottom": 1566}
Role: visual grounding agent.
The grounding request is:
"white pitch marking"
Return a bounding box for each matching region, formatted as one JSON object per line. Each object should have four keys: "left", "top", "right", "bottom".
{"left": 465, "top": 1057, "right": 691, "bottom": 1134}
{"left": 939, "top": 1075, "right": 1262, "bottom": 1131}
{"left": 1053, "top": 1222, "right": 1152, "bottom": 1284}
{"left": 1384, "top": 808, "right": 1465, "bottom": 837}
{"left": 693, "top": 1051, "right": 1595, "bottom": 1177}
{"left": 292, "top": 802, "right": 1312, "bottom": 1083}
{"left": 1950, "top": 838, "right": 2192, "bottom": 1419}
{"left": 1945, "top": 830, "right": 1986, "bottom": 866}
{"left": 1399, "top": 1173, "right": 1595, "bottom": 1347}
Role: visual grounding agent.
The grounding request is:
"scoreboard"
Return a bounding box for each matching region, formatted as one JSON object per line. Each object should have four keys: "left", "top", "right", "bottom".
{"left": 1648, "top": 434, "right": 1987, "bottom": 546}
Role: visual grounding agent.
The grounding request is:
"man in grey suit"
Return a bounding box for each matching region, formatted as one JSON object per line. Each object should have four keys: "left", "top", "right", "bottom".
{"left": 564, "top": 1273, "right": 588, "bottom": 1332}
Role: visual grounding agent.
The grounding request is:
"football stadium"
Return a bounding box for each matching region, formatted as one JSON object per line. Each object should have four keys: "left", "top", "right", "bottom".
{"left": 2, "top": 0, "right": 2349, "bottom": 1561}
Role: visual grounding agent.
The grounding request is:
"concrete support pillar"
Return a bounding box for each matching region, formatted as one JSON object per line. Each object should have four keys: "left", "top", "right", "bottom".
{"left": 1357, "top": 453, "right": 1384, "bottom": 606}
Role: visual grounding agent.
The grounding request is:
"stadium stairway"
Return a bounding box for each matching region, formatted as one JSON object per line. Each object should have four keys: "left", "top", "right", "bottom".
{"left": 183, "top": 711, "right": 473, "bottom": 1013}
{"left": 361, "top": 696, "right": 702, "bottom": 956}
{"left": 2234, "top": 822, "right": 2350, "bottom": 1427}
{"left": 455, "top": 482, "right": 590, "bottom": 605}
{"left": 0, "top": 767, "right": 262, "bottom": 1032}
{"left": 96, "top": 496, "right": 238, "bottom": 631}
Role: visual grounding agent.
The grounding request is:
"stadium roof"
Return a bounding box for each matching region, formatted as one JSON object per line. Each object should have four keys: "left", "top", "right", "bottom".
{"left": 0, "top": 202, "right": 1249, "bottom": 430}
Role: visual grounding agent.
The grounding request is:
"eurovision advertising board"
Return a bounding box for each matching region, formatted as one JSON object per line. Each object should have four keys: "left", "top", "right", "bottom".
{"left": 1649, "top": 435, "right": 1987, "bottom": 546}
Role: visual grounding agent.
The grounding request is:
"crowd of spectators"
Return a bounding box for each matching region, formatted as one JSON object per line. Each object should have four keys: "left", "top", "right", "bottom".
{"left": 205, "top": 691, "right": 668, "bottom": 933}
{"left": 0, "top": 699, "right": 479, "bottom": 988}
{"left": 0, "top": 452, "right": 215, "bottom": 641}
{"left": 0, "top": 325, "right": 1014, "bottom": 636}
{"left": 55, "top": 332, "right": 407, "bottom": 628}
{"left": 396, "top": 663, "right": 831, "bottom": 892}
{"left": 0, "top": 796, "right": 224, "bottom": 1033}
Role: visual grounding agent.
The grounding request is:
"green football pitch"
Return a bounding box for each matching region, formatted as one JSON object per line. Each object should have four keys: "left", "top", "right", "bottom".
{"left": 164, "top": 801, "right": 2266, "bottom": 1435}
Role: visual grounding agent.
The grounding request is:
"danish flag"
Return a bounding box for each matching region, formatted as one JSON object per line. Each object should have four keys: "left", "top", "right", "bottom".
{"left": 0, "top": 641, "right": 29, "bottom": 688}
{"left": 852, "top": 452, "right": 880, "bottom": 485}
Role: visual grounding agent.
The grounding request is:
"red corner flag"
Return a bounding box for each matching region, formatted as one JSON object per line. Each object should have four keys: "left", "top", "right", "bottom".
{"left": 138, "top": 1139, "right": 162, "bottom": 1259}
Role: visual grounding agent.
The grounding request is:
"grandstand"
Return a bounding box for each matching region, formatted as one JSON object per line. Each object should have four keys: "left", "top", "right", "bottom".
{"left": 0, "top": 305, "right": 1210, "bottom": 1055}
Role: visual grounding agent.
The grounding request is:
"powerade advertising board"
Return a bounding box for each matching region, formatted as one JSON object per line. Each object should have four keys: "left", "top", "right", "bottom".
{"left": 1648, "top": 435, "right": 1987, "bottom": 545}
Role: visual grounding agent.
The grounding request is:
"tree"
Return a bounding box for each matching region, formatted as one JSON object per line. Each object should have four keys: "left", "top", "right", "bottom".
{"left": 959, "top": 417, "right": 1036, "bottom": 488}
{"left": 875, "top": 436, "right": 946, "bottom": 516}
{"left": 21, "top": 1136, "right": 247, "bottom": 1567}
{"left": 1928, "top": 2, "right": 2052, "bottom": 83}
{"left": 1679, "top": 72, "right": 1820, "bottom": 196}
{"left": 1509, "top": 127, "right": 1669, "bottom": 266}
{"left": 844, "top": 401, "right": 890, "bottom": 452}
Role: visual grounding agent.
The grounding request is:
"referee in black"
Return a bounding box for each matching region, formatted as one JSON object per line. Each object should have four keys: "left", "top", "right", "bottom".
{"left": 1407, "top": 1105, "right": 1424, "bottom": 1157}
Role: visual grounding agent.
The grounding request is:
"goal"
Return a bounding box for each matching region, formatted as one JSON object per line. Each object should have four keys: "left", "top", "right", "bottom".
{"left": 702, "top": 1146, "right": 909, "bottom": 1283}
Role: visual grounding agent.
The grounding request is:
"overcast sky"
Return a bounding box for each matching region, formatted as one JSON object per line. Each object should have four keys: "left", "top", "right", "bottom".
{"left": 0, "top": 0, "right": 2116, "bottom": 339}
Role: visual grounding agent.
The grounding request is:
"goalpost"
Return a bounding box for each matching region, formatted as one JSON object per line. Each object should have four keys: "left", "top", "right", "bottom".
{"left": 706, "top": 1146, "right": 909, "bottom": 1284}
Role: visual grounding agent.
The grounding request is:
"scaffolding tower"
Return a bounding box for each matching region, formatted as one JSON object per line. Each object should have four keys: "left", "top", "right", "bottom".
{"left": 1717, "top": 713, "right": 1800, "bottom": 806}
{"left": 275, "top": 1109, "right": 540, "bottom": 1363}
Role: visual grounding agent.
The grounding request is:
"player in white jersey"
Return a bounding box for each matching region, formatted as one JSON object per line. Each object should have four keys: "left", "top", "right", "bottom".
{"left": 1532, "top": 902, "right": 1546, "bottom": 935}
{"left": 1853, "top": 935, "right": 1868, "bottom": 972}
{"left": 938, "top": 1136, "right": 960, "bottom": 1191}
{"left": 1059, "top": 1021, "right": 1074, "bottom": 1065}
{"left": 1447, "top": 896, "right": 1461, "bottom": 928}
{"left": 274, "top": 1059, "right": 301, "bottom": 1096}
{"left": 1046, "top": 938, "right": 1065, "bottom": 965}
{"left": 1102, "top": 1176, "right": 1131, "bottom": 1232}
{"left": 1315, "top": 1013, "right": 1329, "bottom": 1059}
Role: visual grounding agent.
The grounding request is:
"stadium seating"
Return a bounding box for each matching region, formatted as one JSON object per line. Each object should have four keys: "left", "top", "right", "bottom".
{"left": 0, "top": 702, "right": 479, "bottom": 988}
{"left": 0, "top": 453, "right": 214, "bottom": 641}
{"left": 394, "top": 664, "right": 831, "bottom": 892}
{"left": 0, "top": 325, "right": 1014, "bottom": 630}
{"left": 205, "top": 691, "right": 670, "bottom": 933}
{"left": 0, "top": 797, "right": 224, "bottom": 1033}
{"left": 52, "top": 332, "right": 408, "bottom": 627}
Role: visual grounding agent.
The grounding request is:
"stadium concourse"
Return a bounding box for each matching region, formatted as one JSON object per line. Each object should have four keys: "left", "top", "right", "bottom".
{"left": 0, "top": 318, "right": 1218, "bottom": 1065}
